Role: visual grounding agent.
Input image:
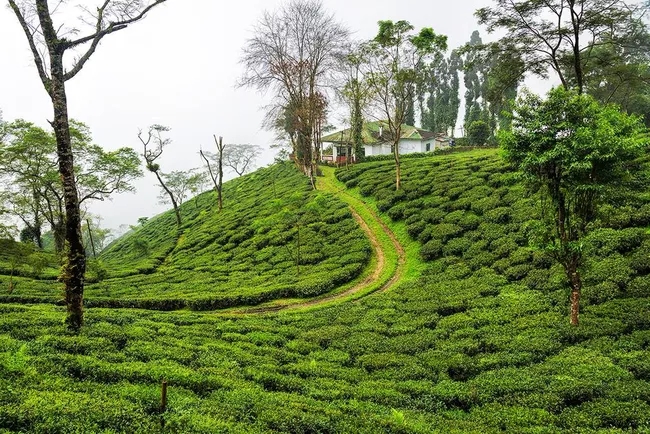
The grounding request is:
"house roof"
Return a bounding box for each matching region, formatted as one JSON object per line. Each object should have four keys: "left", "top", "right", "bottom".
{"left": 322, "top": 121, "right": 436, "bottom": 145}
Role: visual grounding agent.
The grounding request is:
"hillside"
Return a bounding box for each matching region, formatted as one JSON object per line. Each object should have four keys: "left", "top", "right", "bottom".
{"left": 0, "top": 149, "right": 649, "bottom": 432}
{"left": 0, "top": 163, "right": 371, "bottom": 309}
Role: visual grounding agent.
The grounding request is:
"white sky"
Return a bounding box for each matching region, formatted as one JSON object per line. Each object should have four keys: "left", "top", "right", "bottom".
{"left": 0, "top": 0, "right": 552, "bottom": 233}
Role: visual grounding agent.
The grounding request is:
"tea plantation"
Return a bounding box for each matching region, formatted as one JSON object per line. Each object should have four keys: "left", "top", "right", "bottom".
{"left": 1, "top": 149, "right": 650, "bottom": 432}
{"left": 0, "top": 163, "right": 371, "bottom": 310}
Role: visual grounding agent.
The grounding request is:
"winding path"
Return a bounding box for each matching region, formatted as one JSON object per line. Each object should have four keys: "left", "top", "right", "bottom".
{"left": 233, "top": 167, "right": 405, "bottom": 314}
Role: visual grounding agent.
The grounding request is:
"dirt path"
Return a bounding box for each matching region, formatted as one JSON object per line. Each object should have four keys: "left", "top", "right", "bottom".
{"left": 235, "top": 170, "right": 405, "bottom": 315}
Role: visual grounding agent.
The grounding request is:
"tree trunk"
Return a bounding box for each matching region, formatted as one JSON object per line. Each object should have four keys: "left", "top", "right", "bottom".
{"left": 53, "top": 219, "right": 65, "bottom": 254}
{"left": 569, "top": 268, "right": 581, "bottom": 326}
{"left": 393, "top": 139, "right": 401, "bottom": 190}
{"left": 50, "top": 55, "right": 86, "bottom": 331}
{"left": 154, "top": 170, "right": 181, "bottom": 228}
{"left": 217, "top": 136, "right": 224, "bottom": 212}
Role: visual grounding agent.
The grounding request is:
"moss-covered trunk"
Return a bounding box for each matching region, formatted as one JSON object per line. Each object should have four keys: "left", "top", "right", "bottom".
{"left": 49, "top": 55, "right": 86, "bottom": 331}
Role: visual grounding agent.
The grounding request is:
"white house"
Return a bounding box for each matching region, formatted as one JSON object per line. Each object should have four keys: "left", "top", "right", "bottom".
{"left": 321, "top": 121, "right": 450, "bottom": 163}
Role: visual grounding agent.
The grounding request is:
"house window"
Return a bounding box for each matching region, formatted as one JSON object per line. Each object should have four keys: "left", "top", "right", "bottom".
{"left": 426, "top": 143, "right": 431, "bottom": 152}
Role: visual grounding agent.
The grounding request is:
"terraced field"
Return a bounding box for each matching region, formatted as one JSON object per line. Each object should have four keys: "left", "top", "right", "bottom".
{"left": 1, "top": 149, "right": 649, "bottom": 432}
{"left": 0, "top": 163, "right": 371, "bottom": 310}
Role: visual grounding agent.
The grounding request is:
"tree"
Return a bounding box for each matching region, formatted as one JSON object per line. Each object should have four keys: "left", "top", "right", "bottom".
{"left": 223, "top": 144, "right": 261, "bottom": 177}
{"left": 476, "top": 0, "right": 649, "bottom": 95}
{"left": 500, "top": 87, "right": 646, "bottom": 326}
{"left": 200, "top": 135, "right": 226, "bottom": 211}
{"left": 240, "top": 0, "right": 349, "bottom": 184}
{"left": 421, "top": 51, "right": 462, "bottom": 135}
{"left": 139, "top": 125, "right": 182, "bottom": 228}
{"left": 82, "top": 216, "right": 112, "bottom": 257}
{"left": 362, "top": 20, "right": 447, "bottom": 190}
{"left": 467, "top": 120, "right": 490, "bottom": 145}
{"left": 9, "top": 0, "right": 168, "bottom": 331}
{"left": 337, "top": 46, "right": 373, "bottom": 161}
{"left": 462, "top": 30, "right": 489, "bottom": 133}
{"left": 578, "top": 33, "right": 650, "bottom": 126}
{"left": 0, "top": 120, "right": 141, "bottom": 253}
{"left": 157, "top": 169, "right": 206, "bottom": 208}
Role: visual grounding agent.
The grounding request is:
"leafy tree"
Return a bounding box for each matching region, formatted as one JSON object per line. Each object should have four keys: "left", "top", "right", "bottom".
{"left": 467, "top": 120, "right": 490, "bottom": 145}
{"left": 224, "top": 144, "right": 261, "bottom": 177}
{"left": 157, "top": 169, "right": 206, "bottom": 208}
{"left": 139, "top": 125, "right": 182, "bottom": 228}
{"left": 483, "top": 47, "right": 525, "bottom": 132}
{"left": 421, "top": 51, "right": 462, "bottom": 135}
{"left": 578, "top": 34, "right": 650, "bottom": 126}
{"left": 82, "top": 216, "right": 113, "bottom": 258}
{"left": 500, "top": 87, "right": 646, "bottom": 326}
{"left": 362, "top": 20, "right": 447, "bottom": 190}
{"left": 338, "top": 46, "right": 373, "bottom": 161}
{"left": 8, "top": 0, "right": 168, "bottom": 331}
{"left": 0, "top": 120, "right": 141, "bottom": 253}
{"left": 476, "top": 0, "right": 649, "bottom": 95}
{"left": 463, "top": 31, "right": 489, "bottom": 132}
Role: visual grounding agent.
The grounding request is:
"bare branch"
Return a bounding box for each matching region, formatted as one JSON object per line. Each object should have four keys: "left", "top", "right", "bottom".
{"left": 62, "top": 0, "right": 167, "bottom": 81}
{"left": 7, "top": 0, "right": 51, "bottom": 89}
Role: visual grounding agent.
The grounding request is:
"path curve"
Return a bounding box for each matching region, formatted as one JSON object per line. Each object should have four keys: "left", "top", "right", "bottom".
{"left": 232, "top": 170, "right": 405, "bottom": 314}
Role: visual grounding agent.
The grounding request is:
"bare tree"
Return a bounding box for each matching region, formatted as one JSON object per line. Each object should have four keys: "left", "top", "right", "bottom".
{"left": 224, "top": 144, "right": 261, "bottom": 177}
{"left": 8, "top": 0, "right": 168, "bottom": 330}
{"left": 199, "top": 135, "right": 226, "bottom": 211}
{"left": 239, "top": 0, "right": 349, "bottom": 186}
{"left": 138, "top": 125, "right": 181, "bottom": 228}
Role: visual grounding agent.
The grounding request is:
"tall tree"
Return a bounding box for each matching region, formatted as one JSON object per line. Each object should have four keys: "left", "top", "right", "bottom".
{"left": 337, "top": 46, "right": 372, "bottom": 161}
{"left": 362, "top": 20, "right": 447, "bottom": 190}
{"left": 8, "top": 0, "right": 168, "bottom": 330}
{"left": 578, "top": 32, "right": 650, "bottom": 125}
{"left": 139, "top": 125, "right": 182, "bottom": 228}
{"left": 476, "top": 0, "right": 649, "bottom": 95}
{"left": 239, "top": 0, "right": 349, "bottom": 185}
{"left": 501, "top": 87, "right": 646, "bottom": 326}
{"left": 463, "top": 30, "right": 489, "bottom": 133}
{"left": 421, "top": 51, "right": 462, "bottom": 135}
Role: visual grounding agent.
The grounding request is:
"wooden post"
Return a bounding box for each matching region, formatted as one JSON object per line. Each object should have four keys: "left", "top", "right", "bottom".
{"left": 161, "top": 380, "right": 167, "bottom": 412}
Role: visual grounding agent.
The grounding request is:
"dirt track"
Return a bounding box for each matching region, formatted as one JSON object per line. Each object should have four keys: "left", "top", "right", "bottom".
{"left": 235, "top": 170, "right": 405, "bottom": 315}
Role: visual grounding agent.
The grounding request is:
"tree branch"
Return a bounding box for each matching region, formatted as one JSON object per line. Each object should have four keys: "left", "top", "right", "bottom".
{"left": 7, "top": 0, "right": 51, "bottom": 90}
{"left": 63, "top": 0, "right": 168, "bottom": 81}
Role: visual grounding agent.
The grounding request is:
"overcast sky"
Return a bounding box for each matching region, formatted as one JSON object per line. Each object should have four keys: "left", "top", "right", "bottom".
{"left": 0, "top": 0, "right": 552, "bottom": 234}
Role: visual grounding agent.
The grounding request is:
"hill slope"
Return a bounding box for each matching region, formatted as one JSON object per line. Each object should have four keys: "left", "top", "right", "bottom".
{"left": 0, "top": 163, "right": 371, "bottom": 309}
{"left": 0, "top": 149, "right": 649, "bottom": 432}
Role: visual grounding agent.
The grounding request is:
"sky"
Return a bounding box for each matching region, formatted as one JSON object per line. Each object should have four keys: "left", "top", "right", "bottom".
{"left": 0, "top": 0, "right": 552, "bottom": 235}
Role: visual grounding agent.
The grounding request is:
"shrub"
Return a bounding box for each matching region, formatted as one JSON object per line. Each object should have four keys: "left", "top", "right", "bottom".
{"left": 421, "top": 240, "right": 443, "bottom": 261}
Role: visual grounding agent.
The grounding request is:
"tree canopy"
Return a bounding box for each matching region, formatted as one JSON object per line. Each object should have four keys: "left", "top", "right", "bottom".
{"left": 501, "top": 87, "right": 647, "bottom": 325}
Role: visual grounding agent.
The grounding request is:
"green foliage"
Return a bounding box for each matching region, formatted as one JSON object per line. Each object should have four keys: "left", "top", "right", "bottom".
{"left": 467, "top": 120, "right": 490, "bottom": 145}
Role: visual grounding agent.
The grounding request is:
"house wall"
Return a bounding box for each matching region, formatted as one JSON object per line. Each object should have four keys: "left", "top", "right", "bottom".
{"left": 364, "top": 139, "right": 438, "bottom": 156}
{"left": 364, "top": 143, "right": 392, "bottom": 156}
{"left": 398, "top": 139, "right": 421, "bottom": 154}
